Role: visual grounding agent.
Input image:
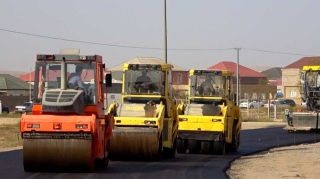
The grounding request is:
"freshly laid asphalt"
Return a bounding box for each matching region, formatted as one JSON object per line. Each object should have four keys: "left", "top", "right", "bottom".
{"left": 1, "top": 122, "right": 320, "bottom": 179}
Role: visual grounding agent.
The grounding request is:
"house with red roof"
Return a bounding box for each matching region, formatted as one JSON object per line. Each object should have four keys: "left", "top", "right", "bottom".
{"left": 207, "top": 61, "right": 277, "bottom": 100}
{"left": 282, "top": 56, "right": 320, "bottom": 103}
{"left": 208, "top": 61, "right": 268, "bottom": 85}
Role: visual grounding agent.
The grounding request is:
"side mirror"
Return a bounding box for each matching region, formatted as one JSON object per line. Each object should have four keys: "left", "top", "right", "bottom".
{"left": 105, "top": 73, "right": 112, "bottom": 87}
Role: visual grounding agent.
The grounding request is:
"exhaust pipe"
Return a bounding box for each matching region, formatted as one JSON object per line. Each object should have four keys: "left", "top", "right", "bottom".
{"left": 61, "top": 57, "right": 67, "bottom": 90}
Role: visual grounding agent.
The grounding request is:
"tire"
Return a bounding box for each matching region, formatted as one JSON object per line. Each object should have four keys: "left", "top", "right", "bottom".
{"left": 154, "top": 133, "right": 163, "bottom": 161}
{"left": 188, "top": 140, "right": 199, "bottom": 154}
{"left": 164, "top": 138, "right": 177, "bottom": 158}
{"left": 213, "top": 140, "right": 225, "bottom": 155}
{"left": 96, "top": 140, "right": 110, "bottom": 168}
{"left": 230, "top": 133, "right": 240, "bottom": 152}
{"left": 226, "top": 122, "right": 240, "bottom": 152}
{"left": 177, "top": 139, "right": 187, "bottom": 154}
{"left": 200, "top": 141, "right": 213, "bottom": 154}
{"left": 95, "top": 156, "right": 109, "bottom": 168}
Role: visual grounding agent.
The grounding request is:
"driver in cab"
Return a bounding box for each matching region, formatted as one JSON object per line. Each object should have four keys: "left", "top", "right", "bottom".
{"left": 136, "top": 70, "right": 152, "bottom": 83}
{"left": 68, "top": 65, "right": 85, "bottom": 90}
{"left": 198, "top": 76, "right": 215, "bottom": 95}
{"left": 134, "top": 70, "right": 158, "bottom": 92}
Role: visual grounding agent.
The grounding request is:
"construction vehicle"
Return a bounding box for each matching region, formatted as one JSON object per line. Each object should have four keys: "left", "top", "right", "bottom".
{"left": 20, "top": 49, "right": 114, "bottom": 172}
{"left": 107, "top": 62, "right": 179, "bottom": 160}
{"left": 104, "top": 79, "right": 123, "bottom": 112}
{"left": 284, "top": 65, "right": 320, "bottom": 132}
{"left": 176, "top": 69, "right": 242, "bottom": 155}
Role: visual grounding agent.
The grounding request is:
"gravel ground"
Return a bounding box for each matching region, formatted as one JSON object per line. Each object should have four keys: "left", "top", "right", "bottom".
{"left": 0, "top": 146, "right": 22, "bottom": 152}
{"left": 227, "top": 142, "right": 320, "bottom": 179}
{"left": 0, "top": 118, "right": 19, "bottom": 125}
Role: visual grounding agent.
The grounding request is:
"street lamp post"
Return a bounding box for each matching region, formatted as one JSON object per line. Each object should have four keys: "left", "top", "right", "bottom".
{"left": 235, "top": 47, "right": 241, "bottom": 106}
{"left": 164, "top": 0, "right": 167, "bottom": 64}
{"left": 29, "top": 68, "right": 32, "bottom": 101}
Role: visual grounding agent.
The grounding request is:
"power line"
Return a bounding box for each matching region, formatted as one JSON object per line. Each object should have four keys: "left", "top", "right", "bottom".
{"left": 0, "top": 28, "right": 318, "bottom": 56}
{"left": 0, "top": 28, "right": 162, "bottom": 50}
{"left": 242, "top": 47, "right": 316, "bottom": 56}
{"left": 0, "top": 28, "right": 233, "bottom": 51}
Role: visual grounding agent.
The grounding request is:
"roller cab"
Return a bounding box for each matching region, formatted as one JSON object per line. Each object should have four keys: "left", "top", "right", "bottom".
{"left": 20, "top": 49, "right": 114, "bottom": 173}
{"left": 108, "top": 63, "right": 179, "bottom": 161}
{"left": 177, "top": 69, "right": 242, "bottom": 155}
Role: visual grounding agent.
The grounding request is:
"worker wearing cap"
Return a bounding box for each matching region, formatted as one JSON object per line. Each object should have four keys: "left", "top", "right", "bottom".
{"left": 68, "top": 65, "right": 85, "bottom": 89}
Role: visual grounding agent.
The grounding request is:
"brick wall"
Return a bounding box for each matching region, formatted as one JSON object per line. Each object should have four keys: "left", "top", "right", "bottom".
{"left": 282, "top": 68, "right": 302, "bottom": 103}
{"left": 172, "top": 71, "right": 188, "bottom": 85}
{"left": 282, "top": 68, "right": 301, "bottom": 87}
{"left": 6, "top": 90, "right": 33, "bottom": 96}
{"left": 0, "top": 96, "right": 30, "bottom": 111}
{"left": 232, "top": 77, "right": 268, "bottom": 85}
{"left": 284, "top": 86, "right": 301, "bottom": 104}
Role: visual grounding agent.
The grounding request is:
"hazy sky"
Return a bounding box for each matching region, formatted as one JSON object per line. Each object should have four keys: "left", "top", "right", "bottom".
{"left": 1, "top": 0, "right": 319, "bottom": 72}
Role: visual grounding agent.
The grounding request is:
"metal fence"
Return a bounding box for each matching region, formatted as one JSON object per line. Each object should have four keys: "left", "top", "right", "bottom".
{"left": 174, "top": 97, "right": 296, "bottom": 121}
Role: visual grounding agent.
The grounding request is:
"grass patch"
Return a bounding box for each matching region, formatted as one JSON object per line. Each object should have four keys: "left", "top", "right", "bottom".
{"left": 0, "top": 122, "right": 22, "bottom": 148}
{"left": 241, "top": 105, "right": 306, "bottom": 113}
{"left": 242, "top": 117, "right": 285, "bottom": 122}
{"left": 0, "top": 113, "right": 22, "bottom": 118}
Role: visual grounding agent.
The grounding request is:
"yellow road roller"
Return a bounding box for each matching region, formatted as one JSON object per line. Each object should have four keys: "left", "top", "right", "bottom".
{"left": 108, "top": 62, "right": 180, "bottom": 160}
{"left": 176, "top": 69, "right": 242, "bottom": 155}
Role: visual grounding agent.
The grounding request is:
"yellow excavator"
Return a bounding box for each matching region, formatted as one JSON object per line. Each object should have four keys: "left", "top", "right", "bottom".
{"left": 176, "top": 69, "right": 242, "bottom": 154}
{"left": 284, "top": 65, "right": 320, "bottom": 132}
{"left": 107, "top": 63, "right": 180, "bottom": 160}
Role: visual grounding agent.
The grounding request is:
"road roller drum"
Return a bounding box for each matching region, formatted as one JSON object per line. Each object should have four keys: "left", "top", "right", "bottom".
{"left": 109, "top": 127, "right": 161, "bottom": 161}
{"left": 23, "top": 138, "right": 94, "bottom": 172}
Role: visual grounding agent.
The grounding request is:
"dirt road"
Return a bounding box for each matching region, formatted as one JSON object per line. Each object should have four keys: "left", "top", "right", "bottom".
{"left": 227, "top": 135, "right": 320, "bottom": 179}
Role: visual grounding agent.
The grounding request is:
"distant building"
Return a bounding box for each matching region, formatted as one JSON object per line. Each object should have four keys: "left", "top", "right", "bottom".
{"left": 0, "top": 74, "right": 33, "bottom": 96}
{"left": 282, "top": 56, "right": 320, "bottom": 103}
{"left": 261, "top": 67, "right": 283, "bottom": 97}
{"left": 261, "top": 67, "right": 282, "bottom": 81}
{"left": 208, "top": 61, "right": 268, "bottom": 85}
{"left": 207, "top": 61, "right": 276, "bottom": 100}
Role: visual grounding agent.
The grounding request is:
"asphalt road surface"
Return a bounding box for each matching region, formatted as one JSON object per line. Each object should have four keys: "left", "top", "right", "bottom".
{"left": 2, "top": 123, "right": 320, "bottom": 179}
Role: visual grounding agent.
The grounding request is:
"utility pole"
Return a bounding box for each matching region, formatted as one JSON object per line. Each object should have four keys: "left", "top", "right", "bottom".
{"left": 29, "top": 68, "right": 31, "bottom": 101}
{"left": 164, "top": 0, "right": 167, "bottom": 64}
{"left": 235, "top": 47, "right": 241, "bottom": 106}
